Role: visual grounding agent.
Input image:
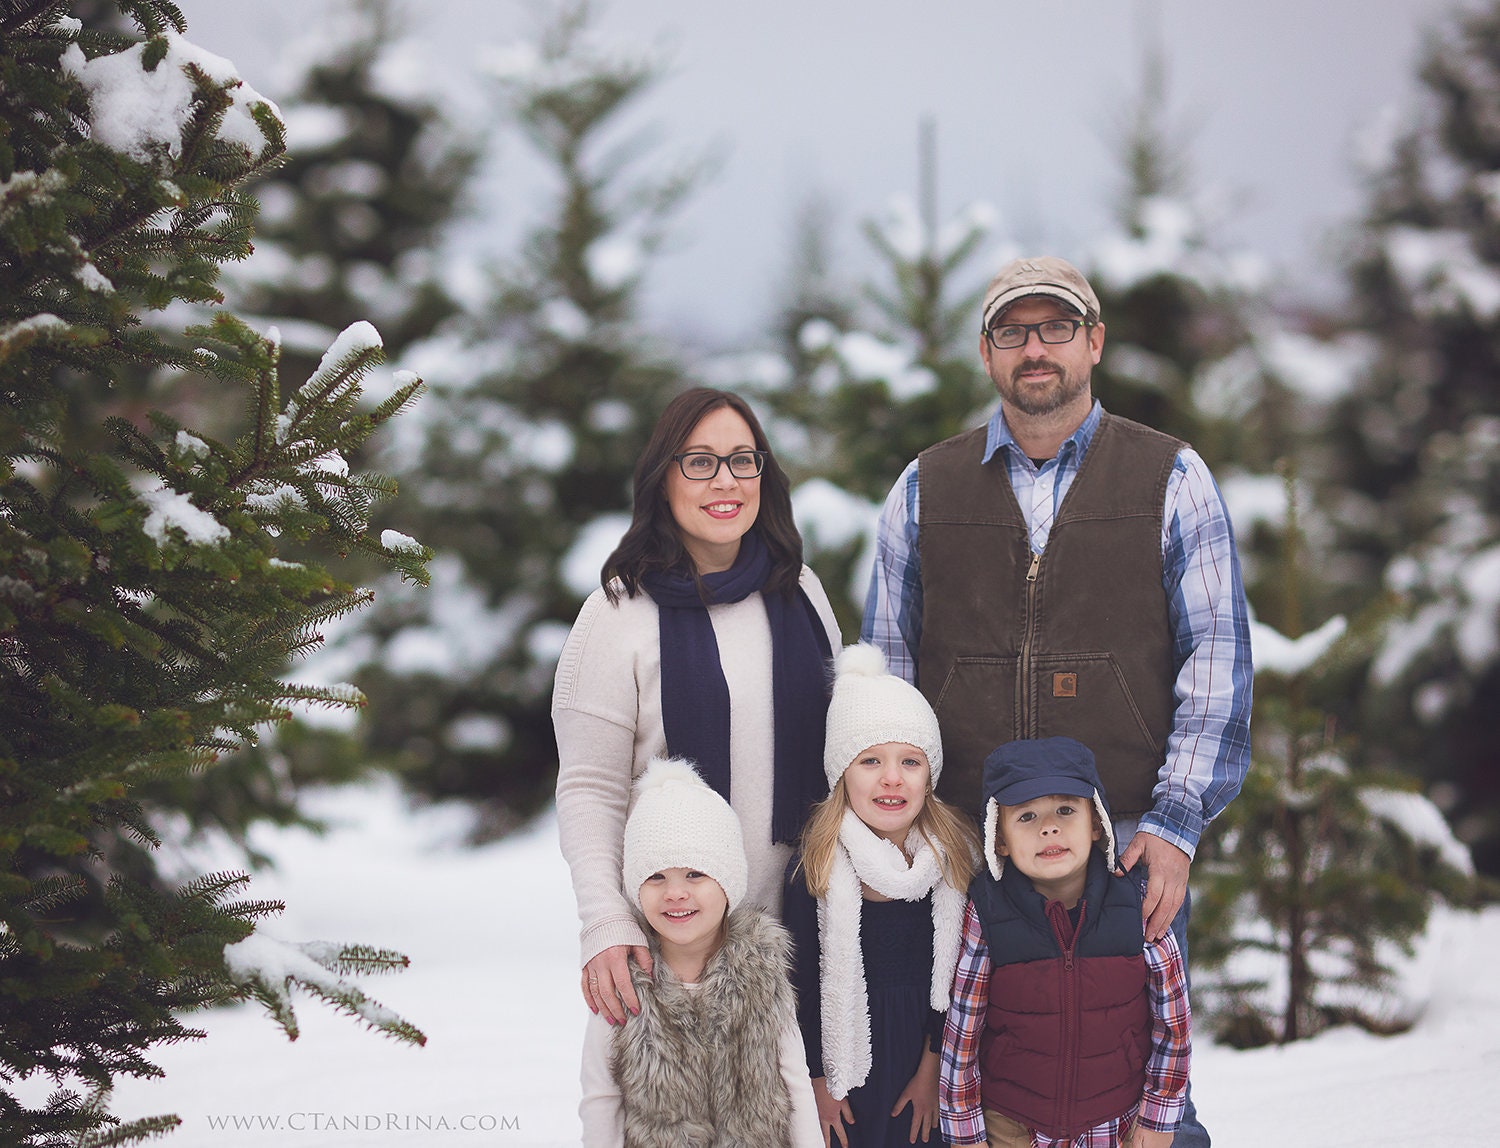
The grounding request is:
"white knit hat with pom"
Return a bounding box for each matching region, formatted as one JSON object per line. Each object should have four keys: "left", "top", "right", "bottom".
{"left": 822, "top": 642, "right": 943, "bottom": 789}
{"left": 622, "top": 756, "right": 749, "bottom": 911}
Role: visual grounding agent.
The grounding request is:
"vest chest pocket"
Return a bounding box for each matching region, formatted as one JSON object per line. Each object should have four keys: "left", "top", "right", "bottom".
{"left": 1031, "top": 653, "right": 1163, "bottom": 815}
{"left": 931, "top": 656, "right": 1020, "bottom": 808}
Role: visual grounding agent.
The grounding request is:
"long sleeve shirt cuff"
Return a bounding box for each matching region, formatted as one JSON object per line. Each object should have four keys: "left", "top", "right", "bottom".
{"left": 939, "top": 1109, "right": 988, "bottom": 1146}
{"left": 580, "top": 913, "right": 650, "bottom": 967}
{"left": 1137, "top": 798, "right": 1204, "bottom": 858}
{"left": 1137, "top": 1087, "right": 1186, "bottom": 1133}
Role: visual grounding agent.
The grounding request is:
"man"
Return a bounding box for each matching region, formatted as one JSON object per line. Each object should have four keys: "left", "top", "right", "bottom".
{"left": 862, "top": 256, "right": 1252, "bottom": 1147}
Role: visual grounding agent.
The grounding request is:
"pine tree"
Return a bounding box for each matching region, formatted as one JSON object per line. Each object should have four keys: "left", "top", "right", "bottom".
{"left": 143, "top": 0, "right": 481, "bottom": 862}
{"left": 768, "top": 189, "right": 857, "bottom": 398}
{"left": 1085, "top": 42, "right": 1265, "bottom": 471}
{"left": 733, "top": 121, "right": 994, "bottom": 632}
{"left": 1190, "top": 469, "right": 1475, "bottom": 1047}
{"left": 1, "top": 6, "right": 425, "bottom": 1142}
{"left": 800, "top": 118, "right": 995, "bottom": 505}
{"left": 229, "top": 0, "right": 476, "bottom": 397}
{"left": 349, "top": 0, "right": 698, "bottom": 829}
{"left": 1330, "top": 0, "right": 1500, "bottom": 875}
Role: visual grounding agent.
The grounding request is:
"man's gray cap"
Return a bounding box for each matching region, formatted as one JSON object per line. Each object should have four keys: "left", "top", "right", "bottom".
{"left": 981, "top": 256, "right": 1101, "bottom": 331}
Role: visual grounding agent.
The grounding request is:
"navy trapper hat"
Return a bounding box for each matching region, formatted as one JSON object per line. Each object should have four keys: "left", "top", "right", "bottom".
{"left": 981, "top": 737, "right": 1116, "bottom": 880}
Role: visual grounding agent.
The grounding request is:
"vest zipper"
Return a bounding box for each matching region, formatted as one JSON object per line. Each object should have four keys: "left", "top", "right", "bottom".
{"left": 1049, "top": 899, "right": 1084, "bottom": 1137}
{"left": 1020, "top": 551, "right": 1042, "bottom": 736}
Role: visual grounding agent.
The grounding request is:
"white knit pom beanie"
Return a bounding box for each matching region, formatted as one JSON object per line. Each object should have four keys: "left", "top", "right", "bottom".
{"left": 822, "top": 642, "right": 943, "bottom": 789}
{"left": 622, "top": 756, "right": 749, "bottom": 911}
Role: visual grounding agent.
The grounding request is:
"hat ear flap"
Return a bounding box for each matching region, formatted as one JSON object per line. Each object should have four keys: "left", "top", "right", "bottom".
{"left": 984, "top": 798, "right": 1005, "bottom": 880}
{"left": 1092, "top": 791, "right": 1115, "bottom": 870}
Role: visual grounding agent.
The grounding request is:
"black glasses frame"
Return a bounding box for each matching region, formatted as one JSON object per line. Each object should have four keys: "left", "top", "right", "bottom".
{"left": 984, "top": 317, "right": 1090, "bottom": 351}
{"left": 671, "top": 450, "right": 767, "bottom": 481}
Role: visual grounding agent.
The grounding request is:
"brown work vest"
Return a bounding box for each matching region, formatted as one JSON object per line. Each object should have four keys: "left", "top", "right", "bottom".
{"left": 916, "top": 412, "right": 1182, "bottom": 819}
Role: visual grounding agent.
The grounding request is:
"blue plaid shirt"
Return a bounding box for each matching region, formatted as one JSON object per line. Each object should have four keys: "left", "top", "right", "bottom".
{"left": 860, "top": 401, "right": 1253, "bottom": 856}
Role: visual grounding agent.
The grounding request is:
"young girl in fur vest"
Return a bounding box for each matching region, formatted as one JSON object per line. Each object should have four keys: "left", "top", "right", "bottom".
{"left": 784, "top": 644, "right": 980, "bottom": 1148}
{"left": 578, "top": 756, "right": 824, "bottom": 1148}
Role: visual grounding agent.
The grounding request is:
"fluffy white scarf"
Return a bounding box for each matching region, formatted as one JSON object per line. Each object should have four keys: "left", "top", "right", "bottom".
{"left": 816, "top": 808, "right": 967, "bottom": 1100}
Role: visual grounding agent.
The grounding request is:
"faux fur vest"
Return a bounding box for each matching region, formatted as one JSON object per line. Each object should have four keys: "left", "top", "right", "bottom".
{"left": 611, "top": 907, "right": 798, "bottom": 1148}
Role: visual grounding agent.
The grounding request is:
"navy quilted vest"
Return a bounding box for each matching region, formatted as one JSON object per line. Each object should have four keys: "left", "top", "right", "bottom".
{"left": 971, "top": 851, "right": 1151, "bottom": 1139}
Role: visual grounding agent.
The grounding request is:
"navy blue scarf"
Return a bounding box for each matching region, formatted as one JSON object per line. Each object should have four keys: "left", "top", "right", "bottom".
{"left": 643, "top": 530, "right": 833, "bottom": 844}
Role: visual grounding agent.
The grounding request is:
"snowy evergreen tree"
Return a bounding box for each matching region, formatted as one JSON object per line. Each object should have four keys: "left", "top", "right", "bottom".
{"left": 148, "top": 0, "right": 481, "bottom": 862}
{"left": 1329, "top": 0, "right": 1500, "bottom": 874}
{"left": 0, "top": 5, "right": 425, "bottom": 1142}
{"left": 796, "top": 121, "right": 995, "bottom": 505}
{"left": 1079, "top": 44, "right": 1381, "bottom": 635}
{"left": 768, "top": 189, "right": 858, "bottom": 398}
{"left": 229, "top": 0, "right": 476, "bottom": 398}
{"left": 725, "top": 123, "right": 995, "bottom": 632}
{"left": 1085, "top": 44, "right": 1267, "bottom": 472}
{"left": 1191, "top": 473, "right": 1475, "bottom": 1047}
{"left": 349, "top": 1, "right": 698, "bottom": 828}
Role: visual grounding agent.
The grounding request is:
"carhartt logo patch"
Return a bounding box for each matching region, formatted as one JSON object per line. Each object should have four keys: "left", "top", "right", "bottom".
{"left": 1053, "top": 673, "right": 1077, "bottom": 698}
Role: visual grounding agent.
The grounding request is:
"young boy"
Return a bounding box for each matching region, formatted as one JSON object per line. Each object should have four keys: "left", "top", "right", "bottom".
{"left": 938, "top": 738, "right": 1190, "bottom": 1148}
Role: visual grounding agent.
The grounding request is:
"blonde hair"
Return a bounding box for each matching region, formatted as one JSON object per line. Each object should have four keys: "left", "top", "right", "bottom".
{"left": 797, "top": 775, "right": 981, "bottom": 897}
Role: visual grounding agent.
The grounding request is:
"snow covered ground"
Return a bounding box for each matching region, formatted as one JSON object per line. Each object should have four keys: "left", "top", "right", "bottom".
{"left": 90, "top": 780, "right": 1498, "bottom": 1147}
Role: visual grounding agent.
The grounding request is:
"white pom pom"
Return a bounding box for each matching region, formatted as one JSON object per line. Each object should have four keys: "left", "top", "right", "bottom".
{"left": 634, "top": 756, "right": 706, "bottom": 794}
{"left": 834, "top": 641, "right": 890, "bottom": 679}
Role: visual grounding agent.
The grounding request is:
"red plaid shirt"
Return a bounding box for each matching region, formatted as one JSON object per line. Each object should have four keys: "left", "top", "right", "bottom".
{"left": 939, "top": 899, "right": 1191, "bottom": 1147}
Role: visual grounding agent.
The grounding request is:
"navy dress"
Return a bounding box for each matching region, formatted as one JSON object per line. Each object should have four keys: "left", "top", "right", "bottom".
{"left": 784, "top": 862, "right": 950, "bottom": 1148}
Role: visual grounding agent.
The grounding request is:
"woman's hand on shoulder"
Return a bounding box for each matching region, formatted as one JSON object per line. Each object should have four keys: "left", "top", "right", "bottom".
{"left": 582, "top": 944, "right": 652, "bottom": 1025}
{"left": 811, "top": 1077, "right": 854, "bottom": 1148}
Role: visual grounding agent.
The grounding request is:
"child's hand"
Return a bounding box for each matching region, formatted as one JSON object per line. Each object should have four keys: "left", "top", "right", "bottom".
{"left": 890, "top": 1046, "right": 941, "bottom": 1143}
{"left": 1121, "top": 1119, "right": 1173, "bottom": 1148}
{"left": 811, "top": 1076, "right": 855, "bottom": 1148}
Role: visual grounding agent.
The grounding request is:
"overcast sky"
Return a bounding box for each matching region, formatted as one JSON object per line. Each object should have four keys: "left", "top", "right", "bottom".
{"left": 185, "top": 0, "right": 1461, "bottom": 345}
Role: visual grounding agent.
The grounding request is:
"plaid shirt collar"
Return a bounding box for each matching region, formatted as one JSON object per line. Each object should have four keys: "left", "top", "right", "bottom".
{"left": 981, "top": 398, "right": 1103, "bottom": 470}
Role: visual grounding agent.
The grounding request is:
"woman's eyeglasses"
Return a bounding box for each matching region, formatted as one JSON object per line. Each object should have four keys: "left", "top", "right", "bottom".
{"left": 671, "top": 451, "right": 766, "bottom": 481}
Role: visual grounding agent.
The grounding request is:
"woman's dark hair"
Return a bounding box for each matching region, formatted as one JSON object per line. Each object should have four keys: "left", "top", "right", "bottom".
{"left": 602, "top": 387, "right": 805, "bottom": 602}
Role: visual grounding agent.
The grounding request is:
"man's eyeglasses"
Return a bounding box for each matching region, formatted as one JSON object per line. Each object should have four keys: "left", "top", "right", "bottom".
{"left": 672, "top": 450, "right": 767, "bottom": 481}
{"left": 984, "top": 318, "right": 1089, "bottom": 350}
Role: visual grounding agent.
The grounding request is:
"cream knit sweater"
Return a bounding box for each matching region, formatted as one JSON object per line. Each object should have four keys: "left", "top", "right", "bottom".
{"left": 552, "top": 568, "right": 841, "bottom": 965}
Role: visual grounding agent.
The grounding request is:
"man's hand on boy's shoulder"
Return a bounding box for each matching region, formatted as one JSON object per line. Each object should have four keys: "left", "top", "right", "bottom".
{"left": 1118, "top": 832, "right": 1190, "bottom": 943}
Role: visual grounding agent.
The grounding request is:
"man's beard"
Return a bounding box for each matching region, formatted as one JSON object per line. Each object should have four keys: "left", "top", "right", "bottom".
{"left": 997, "top": 356, "right": 1090, "bottom": 417}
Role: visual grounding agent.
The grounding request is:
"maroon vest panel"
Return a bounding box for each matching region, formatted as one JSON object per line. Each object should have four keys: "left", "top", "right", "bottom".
{"left": 916, "top": 414, "right": 1182, "bottom": 818}
{"left": 979, "top": 953, "right": 1151, "bottom": 1138}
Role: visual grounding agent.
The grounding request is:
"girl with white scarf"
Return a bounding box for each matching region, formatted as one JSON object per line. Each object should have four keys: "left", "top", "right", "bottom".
{"left": 784, "top": 644, "right": 980, "bottom": 1148}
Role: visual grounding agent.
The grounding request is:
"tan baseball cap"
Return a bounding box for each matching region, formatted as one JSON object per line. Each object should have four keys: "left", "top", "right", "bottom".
{"left": 981, "top": 256, "right": 1101, "bottom": 331}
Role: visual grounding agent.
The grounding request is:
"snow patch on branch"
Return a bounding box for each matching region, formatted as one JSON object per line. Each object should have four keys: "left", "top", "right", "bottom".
{"left": 224, "top": 934, "right": 404, "bottom": 1034}
{"left": 75, "top": 260, "right": 114, "bottom": 294}
{"left": 309, "top": 321, "right": 383, "bottom": 385}
{"left": 63, "top": 30, "right": 280, "bottom": 165}
{"left": 140, "top": 487, "right": 228, "bottom": 546}
{"left": 244, "top": 483, "right": 306, "bottom": 512}
{"left": 0, "top": 314, "right": 70, "bottom": 350}
{"left": 801, "top": 320, "right": 935, "bottom": 399}
{"left": 1385, "top": 226, "right": 1500, "bottom": 319}
{"left": 792, "top": 479, "right": 882, "bottom": 604}
{"left": 1259, "top": 331, "right": 1372, "bottom": 402}
{"left": 381, "top": 530, "right": 424, "bottom": 555}
{"left": 174, "top": 431, "right": 209, "bottom": 460}
{"left": 561, "top": 515, "right": 631, "bottom": 597}
{"left": 587, "top": 234, "right": 644, "bottom": 290}
{"left": 1359, "top": 788, "right": 1474, "bottom": 876}
{"left": 1249, "top": 614, "right": 1347, "bottom": 677}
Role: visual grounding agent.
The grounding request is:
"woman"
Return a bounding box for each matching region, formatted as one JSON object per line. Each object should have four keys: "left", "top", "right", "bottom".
{"left": 553, "top": 387, "right": 841, "bottom": 1026}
